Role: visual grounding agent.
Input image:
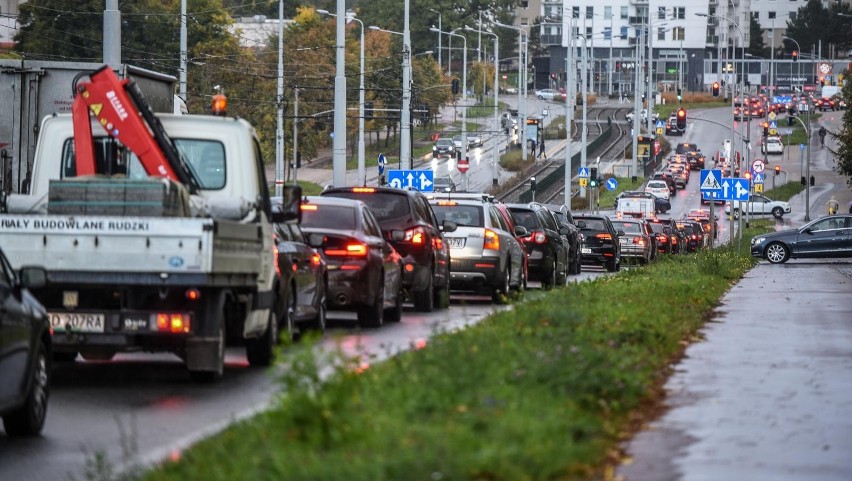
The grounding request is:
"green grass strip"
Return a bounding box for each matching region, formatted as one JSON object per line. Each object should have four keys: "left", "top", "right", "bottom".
{"left": 143, "top": 227, "right": 772, "bottom": 481}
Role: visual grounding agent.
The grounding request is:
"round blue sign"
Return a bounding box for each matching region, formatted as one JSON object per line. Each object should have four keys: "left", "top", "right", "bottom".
{"left": 605, "top": 177, "right": 618, "bottom": 191}
{"left": 378, "top": 153, "right": 386, "bottom": 174}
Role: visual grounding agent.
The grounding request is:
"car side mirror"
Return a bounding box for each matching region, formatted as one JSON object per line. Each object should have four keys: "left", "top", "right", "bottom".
{"left": 802, "top": 227, "right": 813, "bottom": 235}
{"left": 617, "top": 230, "right": 626, "bottom": 237}
{"left": 270, "top": 184, "right": 303, "bottom": 223}
{"left": 514, "top": 225, "right": 529, "bottom": 237}
{"left": 306, "top": 233, "right": 325, "bottom": 248}
{"left": 391, "top": 230, "right": 405, "bottom": 242}
{"left": 441, "top": 220, "right": 458, "bottom": 233}
{"left": 19, "top": 266, "right": 47, "bottom": 290}
{"left": 558, "top": 226, "right": 570, "bottom": 236}
{"left": 576, "top": 221, "right": 586, "bottom": 229}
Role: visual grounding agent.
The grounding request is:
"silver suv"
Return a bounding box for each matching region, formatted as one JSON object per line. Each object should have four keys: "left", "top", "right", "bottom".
{"left": 429, "top": 198, "right": 527, "bottom": 303}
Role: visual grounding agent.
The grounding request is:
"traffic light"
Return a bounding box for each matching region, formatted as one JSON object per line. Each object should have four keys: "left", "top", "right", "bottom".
{"left": 712, "top": 82, "right": 720, "bottom": 97}
{"left": 744, "top": 171, "right": 752, "bottom": 182}
{"left": 819, "top": 76, "right": 825, "bottom": 86}
{"left": 676, "top": 87, "right": 682, "bottom": 101}
{"left": 589, "top": 167, "right": 598, "bottom": 187}
{"left": 762, "top": 121, "right": 769, "bottom": 137}
{"left": 792, "top": 50, "right": 798, "bottom": 62}
{"left": 451, "top": 78, "right": 460, "bottom": 95}
{"left": 676, "top": 108, "right": 687, "bottom": 130}
{"left": 530, "top": 176, "right": 537, "bottom": 192}
{"left": 364, "top": 101, "right": 374, "bottom": 120}
{"left": 774, "top": 165, "right": 781, "bottom": 176}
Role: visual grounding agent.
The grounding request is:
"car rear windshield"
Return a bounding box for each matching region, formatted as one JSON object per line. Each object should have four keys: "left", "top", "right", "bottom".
{"left": 578, "top": 218, "right": 606, "bottom": 230}
{"left": 508, "top": 208, "right": 542, "bottom": 230}
{"left": 648, "top": 181, "right": 667, "bottom": 188}
{"left": 325, "top": 192, "right": 410, "bottom": 223}
{"left": 431, "top": 204, "right": 484, "bottom": 227}
{"left": 300, "top": 204, "right": 356, "bottom": 230}
{"left": 612, "top": 221, "right": 641, "bottom": 234}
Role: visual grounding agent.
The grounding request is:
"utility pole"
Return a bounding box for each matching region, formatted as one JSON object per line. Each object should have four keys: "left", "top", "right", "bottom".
{"left": 292, "top": 88, "right": 299, "bottom": 183}
{"left": 275, "top": 0, "right": 284, "bottom": 195}
{"left": 103, "top": 0, "right": 121, "bottom": 69}
{"left": 580, "top": 35, "right": 588, "bottom": 198}
{"left": 179, "top": 0, "right": 187, "bottom": 102}
{"left": 564, "top": 30, "right": 574, "bottom": 208}
{"left": 332, "top": 0, "right": 347, "bottom": 186}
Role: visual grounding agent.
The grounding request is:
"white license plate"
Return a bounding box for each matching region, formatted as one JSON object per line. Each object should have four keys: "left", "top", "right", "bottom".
{"left": 581, "top": 247, "right": 592, "bottom": 254}
{"left": 49, "top": 313, "right": 105, "bottom": 333}
{"left": 446, "top": 237, "right": 466, "bottom": 248}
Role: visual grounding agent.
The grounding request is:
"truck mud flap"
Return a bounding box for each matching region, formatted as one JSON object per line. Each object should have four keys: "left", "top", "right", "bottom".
{"left": 186, "top": 335, "right": 223, "bottom": 372}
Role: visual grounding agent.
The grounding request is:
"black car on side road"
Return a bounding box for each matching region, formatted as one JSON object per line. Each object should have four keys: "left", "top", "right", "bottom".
{"left": 574, "top": 214, "right": 623, "bottom": 272}
{"left": 751, "top": 215, "right": 852, "bottom": 264}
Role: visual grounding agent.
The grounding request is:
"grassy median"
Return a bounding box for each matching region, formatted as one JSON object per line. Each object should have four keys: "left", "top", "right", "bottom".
{"left": 141, "top": 227, "right": 771, "bottom": 481}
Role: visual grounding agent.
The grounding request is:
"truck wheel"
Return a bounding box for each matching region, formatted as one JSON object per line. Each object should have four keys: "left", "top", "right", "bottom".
{"left": 358, "top": 285, "right": 385, "bottom": 328}
{"left": 3, "top": 340, "right": 49, "bottom": 436}
{"left": 246, "top": 309, "right": 277, "bottom": 367}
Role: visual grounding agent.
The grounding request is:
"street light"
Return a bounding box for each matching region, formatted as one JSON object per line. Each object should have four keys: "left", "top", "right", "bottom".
{"left": 318, "top": 9, "right": 366, "bottom": 185}
{"left": 465, "top": 25, "right": 499, "bottom": 187}
{"left": 789, "top": 114, "right": 812, "bottom": 221}
{"left": 370, "top": 25, "right": 415, "bottom": 170}
{"left": 428, "top": 9, "right": 442, "bottom": 71}
{"left": 494, "top": 22, "right": 530, "bottom": 162}
{"left": 781, "top": 36, "right": 801, "bottom": 92}
{"left": 430, "top": 27, "right": 469, "bottom": 189}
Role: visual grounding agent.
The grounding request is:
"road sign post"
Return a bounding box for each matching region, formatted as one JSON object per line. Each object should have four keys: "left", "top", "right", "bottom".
{"left": 700, "top": 169, "right": 723, "bottom": 250}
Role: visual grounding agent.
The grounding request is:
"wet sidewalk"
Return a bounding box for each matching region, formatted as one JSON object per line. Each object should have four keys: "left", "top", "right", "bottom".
{"left": 617, "top": 260, "right": 852, "bottom": 481}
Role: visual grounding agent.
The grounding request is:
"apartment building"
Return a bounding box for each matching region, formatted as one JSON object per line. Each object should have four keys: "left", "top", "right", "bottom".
{"left": 0, "top": 0, "right": 25, "bottom": 49}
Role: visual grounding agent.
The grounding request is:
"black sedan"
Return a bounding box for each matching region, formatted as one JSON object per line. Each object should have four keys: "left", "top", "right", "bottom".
{"left": 0, "top": 250, "right": 50, "bottom": 437}
{"left": 506, "top": 204, "right": 570, "bottom": 288}
{"left": 575, "top": 214, "right": 623, "bottom": 272}
{"left": 751, "top": 215, "right": 852, "bottom": 264}
{"left": 300, "top": 197, "right": 403, "bottom": 327}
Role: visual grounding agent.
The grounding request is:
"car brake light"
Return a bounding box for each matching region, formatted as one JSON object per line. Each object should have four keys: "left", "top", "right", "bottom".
{"left": 595, "top": 233, "right": 612, "bottom": 240}
{"left": 156, "top": 313, "right": 190, "bottom": 334}
{"left": 325, "top": 242, "right": 367, "bottom": 257}
{"left": 484, "top": 229, "right": 500, "bottom": 250}
{"left": 273, "top": 244, "right": 280, "bottom": 276}
{"left": 300, "top": 204, "right": 318, "bottom": 211}
{"left": 352, "top": 187, "right": 375, "bottom": 193}
{"left": 403, "top": 226, "right": 426, "bottom": 244}
{"left": 533, "top": 231, "right": 547, "bottom": 244}
{"left": 437, "top": 201, "right": 457, "bottom": 206}
{"left": 632, "top": 236, "right": 644, "bottom": 245}
{"left": 659, "top": 235, "right": 669, "bottom": 243}
{"left": 312, "top": 252, "right": 323, "bottom": 265}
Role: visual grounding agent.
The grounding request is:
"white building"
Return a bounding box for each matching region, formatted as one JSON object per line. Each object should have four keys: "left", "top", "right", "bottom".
{"left": 229, "top": 15, "right": 294, "bottom": 49}
{"left": 0, "top": 0, "right": 25, "bottom": 49}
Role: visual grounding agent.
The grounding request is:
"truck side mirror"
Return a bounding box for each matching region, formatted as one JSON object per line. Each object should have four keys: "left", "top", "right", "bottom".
{"left": 270, "top": 184, "right": 303, "bottom": 223}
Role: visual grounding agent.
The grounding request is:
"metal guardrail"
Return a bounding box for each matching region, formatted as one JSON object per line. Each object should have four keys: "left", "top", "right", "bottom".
{"left": 518, "top": 118, "right": 613, "bottom": 203}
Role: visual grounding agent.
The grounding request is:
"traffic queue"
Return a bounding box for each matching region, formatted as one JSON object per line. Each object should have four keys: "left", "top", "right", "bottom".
{"left": 275, "top": 178, "right": 715, "bottom": 335}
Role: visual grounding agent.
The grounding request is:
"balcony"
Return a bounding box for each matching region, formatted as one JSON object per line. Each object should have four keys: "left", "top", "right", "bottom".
{"left": 540, "top": 34, "right": 562, "bottom": 46}
{"left": 630, "top": 0, "right": 648, "bottom": 3}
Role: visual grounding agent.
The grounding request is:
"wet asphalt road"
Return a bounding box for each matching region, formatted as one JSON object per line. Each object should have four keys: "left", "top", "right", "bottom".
{"left": 618, "top": 260, "right": 852, "bottom": 480}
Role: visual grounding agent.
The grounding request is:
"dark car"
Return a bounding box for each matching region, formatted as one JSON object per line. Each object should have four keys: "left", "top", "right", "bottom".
{"left": 542, "top": 204, "right": 583, "bottom": 275}
{"left": 614, "top": 190, "right": 671, "bottom": 214}
{"left": 751, "top": 215, "right": 852, "bottom": 264}
{"left": 273, "top": 218, "right": 328, "bottom": 342}
{"left": 574, "top": 214, "right": 623, "bottom": 272}
{"left": 685, "top": 151, "right": 705, "bottom": 170}
{"left": 611, "top": 218, "right": 655, "bottom": 265}
{"left": 676, "top": 220, "right": 706, "bottom": 253}
{"left": 675, "top": 143, "right": 699, "bottom": 156}
{"left": 647, "top": 221, "right": 674, "bottom": 254}
{"left": 299, "top": 197, "right": 403, "bottom": 328}
{"left": 648, "top": 218, "right": 685, "bottom": 254}
{"left": 432, "top": 138, "right": 456, "bottom": 159}
{"left": 430, "top": 199, "right": 526, "bottom": 302}
{"left": 321, "top": 186, "right": 454, "bottom": 312}
{"left": 0, "top": 252, "right": 50, "bottom": 437}
{"left": 506, "top": 203, "right": 570, "bottom": 288}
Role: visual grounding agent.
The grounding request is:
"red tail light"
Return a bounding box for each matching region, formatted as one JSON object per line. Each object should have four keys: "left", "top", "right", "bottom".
{"left": 632, "top": 236, "right": 644, "bottom": 245}
{"left": 156, "top": 313, "right": 190, "bottom": 334}
{"left": 300, "top": 204, "right": 318, "bottom": 211}
{"left": 595, "top": 233, "right": 613, "bottom": 240}
{"left": 525, "top": 230, "right": 547, "bottom": 244}
{"left": 311, "top": 252, "right": 322, "bottom": 265}
{"left": 484, "top": 229, "right": 500, "bottom": 250}
{"left": 273, "top": 244, "right": 280, "bottom": 276}
{"left": 658, "top": 234, "right": 669, "bottom": 243}
{"left": 352, "top": 187, "right": 375, "bottom": 193}
{"left": 325, "top": 242, "right": 367, "bottom": 257}
{"left": 403, "top": 226, "right": 426, "bottom": 244}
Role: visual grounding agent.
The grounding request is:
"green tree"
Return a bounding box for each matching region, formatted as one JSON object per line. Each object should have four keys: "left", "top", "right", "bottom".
{"left": 828, "top": 71, "right": 852, "bottom": 186}
{"left": 785, "top": 0, "right": 852, "bottom": 57}
{"left": 747, "top": 15, "right": 768, "bottom": 58}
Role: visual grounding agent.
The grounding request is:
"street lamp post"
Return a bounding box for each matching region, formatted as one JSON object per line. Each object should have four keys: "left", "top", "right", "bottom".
{"left": 496, "top": 22, "right": 529, "bottom": 162}
{"left": 782, "top": 36, "right": 801, "bottom": 93}
{"left": 790, "top": 114, "right": 812, "bottom": 221}
{"left": 429, "top": 9, "right": 442, "bottom": 71}
{"left": 432, "top": 27, "right": 469, "bottom": 189}
{"left": 318, "top": 10, "right": 366, "bottom": 185}
{"left": 465, "top": 25, "right": 500, "bottom": 186}
{"left": 331, "top": 0, "right": 347, "bottom": 187}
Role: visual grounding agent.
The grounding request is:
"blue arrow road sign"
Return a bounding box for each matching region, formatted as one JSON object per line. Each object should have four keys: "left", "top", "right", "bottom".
{"left": 578, "top": 167, "right": 590, "bottom": 178}
{"left": 699, "top": 169, "right": 723, "bottom": 193}
{"left": 605, "top": 178, "right": 618, "bottom": 191}
{"left": 377, "top": 153, "right": 386, "bottom": 175}
{"left": 387, "top": 169, "right": 434, "bottom": 192}
{"left": 753, "top": 172, "right": 765, "bottom": 184}
{"left": 719, "top": 177, "right": 750, "bottom": 202}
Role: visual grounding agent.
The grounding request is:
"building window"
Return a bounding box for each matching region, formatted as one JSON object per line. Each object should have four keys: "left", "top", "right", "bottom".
{"left": 675, "top": 7, "right": 685, "bottom": 19}
{"left": 658, "top": 27, "right": 665, "bottom": 41}
{"left": 573, "top": 6, "right": 580, "bottom": 18}
{"left": 672, "top": 27, "right": 685, "bottom": 41}
{"left": 604, "top": 27, "right": 612, "bottom": 40}
{"left": 621, "top": 6, "right": 628, "bottom": 19}
{"left": 604, "top": 6, "right": 612, "bottom": 20}
{"left": 753, "top": 12, "right": 760, "bottom": 20}
{"left": 620, "top": 26, "right": 628, "bottom": 39}
{"left": 789, "top": 12, "right": 796, "bottom": 20}
{"left": 658, "top": 7, "right": 666, "bottom": 20}
{"left": 520, "top": 17, "right": 529, "bottom": 25}
{"left": 586, "top": 6, "right": 593, "bottom": 19}
{"left": 768, "top": 11, "right": 776, "bottom": 19}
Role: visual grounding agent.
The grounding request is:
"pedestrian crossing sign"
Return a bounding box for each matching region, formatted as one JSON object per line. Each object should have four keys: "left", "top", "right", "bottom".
{"left": 699, "top": 169, "right": 722, "bottom": 192}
